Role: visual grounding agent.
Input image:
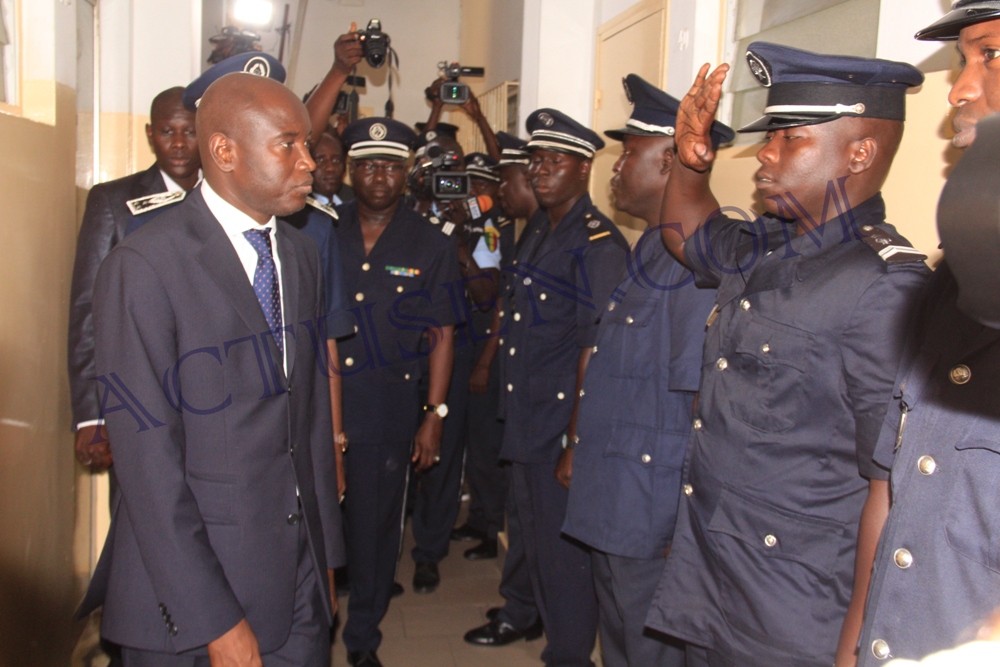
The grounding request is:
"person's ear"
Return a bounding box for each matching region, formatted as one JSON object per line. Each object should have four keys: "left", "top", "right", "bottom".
{"left": 145, "top": 123, "right": 154, "bottom": 151}
{"left": 579, "top": 158, "right": 593, "bottom": 180}
{"left": 848, "top": 137, "right": 877, "bottom": 175}
{"left": 209, "top": 132, "right": 236, "bottom": 173}
{"left": 661, "top": 144, "right": 675, "bottom": 175}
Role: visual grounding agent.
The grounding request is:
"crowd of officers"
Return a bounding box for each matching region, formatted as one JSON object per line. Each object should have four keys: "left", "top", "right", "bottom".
{"left": 69, "top": 3, "right": 1000, "bottom": 667}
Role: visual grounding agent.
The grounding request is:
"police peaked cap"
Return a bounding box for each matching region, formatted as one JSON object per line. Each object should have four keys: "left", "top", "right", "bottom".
{"left": 738, "top": 43, "right": 925, "bottom": 133}
{"left": 342, "top": 118, "right": 416, "bottom": 161}
{"left": 497, "top": 131, "right": 531, "bottom": 166}
{"left": 465, "top": 153, "right": 501, "bottom": 182}
{"left": 413, "top": 122, "right": 460, "bottom": 151}
{"left": 917, "top": 1, "right": 1000, "bottom": 41}
{"left": 605, "top": 74, "right": 735, "bottom": 149}
{"left": 183, "top": 52, "right": 286, "bottom": 110}
{"left": 526, "top": 108, "right": 605, "bottom": 158}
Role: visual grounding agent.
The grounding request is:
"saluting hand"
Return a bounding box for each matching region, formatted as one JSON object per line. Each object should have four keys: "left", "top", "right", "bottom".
{"left": 676, "top": 63, "right": 730, "bottom": 173}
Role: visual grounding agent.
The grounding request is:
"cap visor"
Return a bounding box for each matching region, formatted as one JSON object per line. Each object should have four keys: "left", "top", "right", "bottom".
{"left": 915, "top": 6, "right": 1000, "bottom": 41}
{"left": 603, "top": 126, "right": 672, "bottom": 141}
{"left": 737, "top": 114, "right": 839, "bottom": 133}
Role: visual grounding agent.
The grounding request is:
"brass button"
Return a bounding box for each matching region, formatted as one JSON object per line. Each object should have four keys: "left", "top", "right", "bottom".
{"left": 344, "top": 357, "right": 355, "bottom": 367}
{"left": 507, "top": 384, "right": 513, "bottom": 392}
{"left": 740, "top": 299, "right": 751, "bottom": 311}
{"left": 764, "top": 534, "right": 777, "bottom": 548}
{"left": 761, "top": 343, "right": 770, "bottom": 354}
{"left": 485, "top": 328, "right": 491, "bottom": 334}
{"left": 625, "top": 316, "right": 634, "bottom": 324}
{"left": 499, "top": 338, "right": 504, "bottom": 345}
{"left": 355, "top": 292, "right": 364, "bottom": 302}
{"left": 608, "top": 303, "right": 616, "bottom": 312}
{"left": 871, "top": 639, "right": 891, "bottom": 660}
{"left": 539, "top": 293, "right": 547, "bottom": 301}
{"left": 592, "top": 346, "right": 598, "bottom": 353}
{"left": 641, "top": 454, "right": 651, "bottom": 463}
{"left": 950, "top": 365, "right": 971, "bottom": 385}
{"left": 514, "top": 313, "right": 522, "bottom": 322}
{"left": 692, "top": 419, "right": 703, "bottom": 431}
{"left": 404, "top": 373, "right": 411, "bottom": 380}
{"left": 523, "top": 277, "right": 532, "bottom": 286}
{"left": 509, "top": 348, "right": 516, "bottom": 356}
{"left": 893, "top": 548, "right": 913, "bottom": 569}
{"left": 499, "top": 310, "right": 505, "bottom": 318}
{"left": 683, "top": 484, "right": 693, "bottom": 496}
{"left": 917, "top": 456, "right": 936, "bottom": 476}
{"left": 557, "top": 392, "right": 566, "bottom": 400}
{"left": 362, "top": 262, "right": 371, "bottom": 271}
{"left": 716, "top": 358, "right": 728, "bottom": 371}
{"left": 396, "top": 285, "right": 404, "bottom": 293}
{"left": 579, "top": 389, "right": 585, "bottom": 397}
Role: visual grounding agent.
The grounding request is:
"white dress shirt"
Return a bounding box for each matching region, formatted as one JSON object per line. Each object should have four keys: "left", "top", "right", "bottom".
{"left": 160, "top": 168, "right": 203, "bottom": 193}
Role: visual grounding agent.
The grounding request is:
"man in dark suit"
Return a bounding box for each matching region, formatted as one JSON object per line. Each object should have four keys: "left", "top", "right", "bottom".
{"left": 78, "top": 72, "right": 344, "bottom": 667}
{"left": 68, "top": 86, "right": 200, "bottom": 470}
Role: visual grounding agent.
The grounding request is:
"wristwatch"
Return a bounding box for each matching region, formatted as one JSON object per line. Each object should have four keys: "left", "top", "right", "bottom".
{"left": 561, "top": 433, "right": 580, "bottom": 450}
{"left": 423, "top": 403, "right": 449, "bottom": 418}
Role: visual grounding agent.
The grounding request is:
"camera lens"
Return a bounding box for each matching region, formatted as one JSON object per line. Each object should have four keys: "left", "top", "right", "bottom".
{"left": 367, "top": 50, "right": 385, "bottom": 68}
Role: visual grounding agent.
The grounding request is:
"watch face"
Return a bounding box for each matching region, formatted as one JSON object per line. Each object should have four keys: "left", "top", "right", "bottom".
{"left": 436, "top": 403, "right": 449, "bottom": 418}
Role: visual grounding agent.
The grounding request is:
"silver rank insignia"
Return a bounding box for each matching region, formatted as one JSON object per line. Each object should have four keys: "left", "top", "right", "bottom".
{"left": 306, "top": 196, "right": 339, "bottom": 220}
{"left": 587, "top": 219, "right": 601, "bottom": 229}
{"left": 126, "top": 190, "right": 187, "bottom": 215}
{"left": 746, "top": 50, "right": 772, "bottom": 87}
{"left": 538, "top": 112, "right": 554, "bottom": 127}
{"left": 369, "top": 123, "right": 388, "bottom": 141}
{"left": 243, "top": 56, "right": 271, "bottom": 78}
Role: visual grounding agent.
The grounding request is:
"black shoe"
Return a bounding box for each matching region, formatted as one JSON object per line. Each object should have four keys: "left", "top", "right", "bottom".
{"left": 412, "top": 562, "right": 440, "bottom": 594}
{"left": 347, "top": 650, "right": 382, "bottom": 667}
{"left": 464, "top": 618, "right": 541, "bottom": 646}
{"left": 391, "top": 581, "right": 404, "bottom": 598}
{"left": 486, "top": 606, "right": 501, "bottom": 621}
{"left": 464, "top": 538, "right": 498, "bottom": 560}
{"left": 450, "top": 523, "right": 487, "bottom": 542}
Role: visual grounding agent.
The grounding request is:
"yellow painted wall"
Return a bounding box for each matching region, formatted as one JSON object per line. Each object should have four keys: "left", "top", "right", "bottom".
{"left": 0, "top": 83, "right": 81, "bottom": 666}
{"left": 706, "top": 69, "right": 957, "bottom": 266}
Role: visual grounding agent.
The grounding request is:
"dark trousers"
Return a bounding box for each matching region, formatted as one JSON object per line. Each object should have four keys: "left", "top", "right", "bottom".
{"left": 511, "top": 462, "right": 598, "bottom": 667}
{"left": 592, "top": 551, "right": 683, "bottom": 667}
{"left": 464, "top": 349, "right": 506, "bottom": 539}
{"left": 411, "top": 341, "right": 474, "bottom": 563}
{"left": 342, "top": 442, "right": 410, "bottom": 653}
{"left": 121, "top": 524, "right": 329, "bottom": 667}
{"left": 495, "top": 471, "right": 539, "bottom": 630}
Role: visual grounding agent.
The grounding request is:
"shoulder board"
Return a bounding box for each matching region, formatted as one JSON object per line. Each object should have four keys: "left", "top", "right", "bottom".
{"left": 126, "top": 190, "right": 186, "bottom": 216}
{"left": 584, "top": 211, "right": 613, "bottom": 243}
{"left": 496, "top": 215, "right": 513, "bottom": 228}
{"left": 306, "top": 196, "right": 339, "bottom": 220}
{"left": 423, "top": 213, "right": 455, "bottom": 237}
{"left": 858, "top": 224, "right": 927, "bottom": 265}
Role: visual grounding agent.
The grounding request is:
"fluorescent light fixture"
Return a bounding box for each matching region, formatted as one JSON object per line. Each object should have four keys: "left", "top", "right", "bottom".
{"left": 233, "top": 0, "right": 274, "bottom": 25}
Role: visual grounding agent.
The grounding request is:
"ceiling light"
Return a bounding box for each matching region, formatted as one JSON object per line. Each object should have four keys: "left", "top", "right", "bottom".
{"left": 233, "top": 0, "right": 273, "bottom": 26}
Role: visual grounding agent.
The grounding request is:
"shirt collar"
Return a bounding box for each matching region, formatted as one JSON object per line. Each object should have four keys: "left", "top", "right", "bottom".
{"left": 201, "top": 180, "right": 277, "bottom": 238}
{"left": 312, "top": 192, "right": 330, "bottom": 205}
{"left": 160, "top": 168, "right": 203, "bottom": 193}
{"left": 750, "top": 192, "right": 887, "bottom": 259}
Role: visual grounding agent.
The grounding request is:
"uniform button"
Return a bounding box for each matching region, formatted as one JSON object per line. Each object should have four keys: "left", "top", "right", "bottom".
{"left": 509, "top": 348, "right": 516, "bottom": 356}
{"left": 761, "top": 343, "right": 770, "bottom": 354}
{"left": 485, "top": 328, "right": 491, "bottom": 334}
{"left": 361, "top": 262, "right": 371, "bottom": 271}
{"left": 893, "top": 548, "right": 913, "bottom": 569}
{"left": 169, "top": 625, "right": 178, "bottom": 637}
{"left": 692, "top": 418, "right": 703, "bottom": 431}
{"left": 579, "top": 389, "right": 585, "bottom": 397}
{"left": 393, "top": 285, "right": 402, "bottom": 293}
{"left": 763, "top": 534, "right": 777, "bottom": 548}
{"left": 917, "top": 456, "right": 937, "bottom": 476}
{"left": 507, "top": 384, "right": 513, "bottom": 392}
{"left": 683, "top": 484, "right": 693, "bottom": 496}
{"left": 871, "top": 639, "right": 891, "bottom": 660}
{"left": 344, "top": 357, "right": 355, "bottom": 367}
{"left": 523, "top": 277, "right": 532, "bottom": 286}
{"left": 641, "top": 454, "right": 651, "bottom": 463}
{"left": 608, "top": 303, "right": 616, "bottom": 312}
{"left": 499, "top": 338, "right": 504, "bottom": 345}
{"left": 355, "top": 292, "right": 364, "bottom": 302}
{"left": 740, "top": 299, "right": 751, "bottom": 311}
{"left": 625, "top": 316, "right": 634, "bottom": 324}
{"left": 159, "top": 603, "right": 166, "bottom": 613}
{"left": 862, "top": 225, "right": 874, "bottom": 232}
{"left": 716, "top": 358, "right": 728, "bottom": 370}
{"left": 592, "top": 346, "right": 598, "bottom": 354}
{"left": 287, "top": 513, "right": 300, "bottom": 525}
{"left": 354, "top": 325, "right": 359, "bottom": 334}
{"left": 949, "top": 364, "right": 971, "bottom": 385}
{"left": 557, "top": 392, "right": 566, "bottom": 400}
{"left": 540, "top": 293, "right": 547, "bottom": 301}
{"left": 404, "top": 373, "right": 411, "bottom": 380}
{"left": 514, "top": 313, "right": 521, "bottom": 322}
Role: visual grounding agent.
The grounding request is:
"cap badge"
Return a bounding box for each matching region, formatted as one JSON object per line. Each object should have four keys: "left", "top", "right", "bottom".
{"left": 369, "top": 123, "right": 388, "bottom": 141}
{"left": 425, "top": 130, "right": 437, "bottom": 141}
{"left": 587, "top": 219, "right": 601, "bottom": 229}
{"left": 243, "top": 56, "right": 271, "bottom": 78}
{"left": 474, "top": 156, "right": 485, "bottom": 166}
{"left": 538, "top": 112, "right": 555, "bottom": 127}
{"left": 746, "top": 51, "right": 772, "bottom": 88}
{"left": 622, "top": 77, "right": 633, "bottom": 104}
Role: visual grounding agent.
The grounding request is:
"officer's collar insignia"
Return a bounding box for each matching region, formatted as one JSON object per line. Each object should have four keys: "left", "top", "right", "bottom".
{"left": 385, "top": 265, "right": 421, "bottom": 278}
{"left": 126, "top": 190, "right": 186, "bottom": 216}
{"left": 538, "top": 112, "right": 555, "bottom": 127}
{"left": 425, "top": 130, "right": 437, "bottom": 141}
{"left": 622, "top": 76, "right": 634, "bottom": 104}
{"left": 587, "top": 219, "right": 601, "bottom": 229}
{"left": 369, "top": 122, "right": 388, "bottom": 141}
{"left": 243, "top": 56, "right": 271, "bottom": 78}
{"left": 858, "top": 225, "right": 927, "bottom": 265}
{"left": 428, "top": 215, "right": 441, "bottom": 225}
{"left": 306, "top": 196, "right": 339, "bottom": 220}
{"left": 746, "top": 51, "right": 773, "bottom": 87}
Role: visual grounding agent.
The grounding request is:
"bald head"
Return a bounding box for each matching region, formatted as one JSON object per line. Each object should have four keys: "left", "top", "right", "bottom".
{"left": 146, "top": 87, "right": 199, "bottom": 188}
{"left": 198, "top": 73, "right": 316, "bottom": 222}
{"left": 150, "top": 87, "right": 186, "bottom": 121}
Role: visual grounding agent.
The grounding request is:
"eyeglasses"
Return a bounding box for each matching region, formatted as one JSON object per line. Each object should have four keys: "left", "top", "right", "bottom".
{"left": 354, "top": 162, "right": 406, "bottom": 175}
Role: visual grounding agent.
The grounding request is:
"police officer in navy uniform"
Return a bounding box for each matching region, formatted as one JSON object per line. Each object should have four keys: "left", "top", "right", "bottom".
{"left": 644, "top": 46, "right": 930, "bottom": 667}
{"left": 335, "top": 118, "right": 461, "bottom": 667}
{"left": 562, "top": 75, "right": 730, "bottom": 667}
{"left": 498, "top": 108, "right": 629, "bottom": 666}
{"left": 856, "top": 4, "right": 1000, "bottom": 663}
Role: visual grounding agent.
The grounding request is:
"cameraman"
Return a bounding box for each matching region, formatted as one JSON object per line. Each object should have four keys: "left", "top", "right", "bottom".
{"left": 304, "top": 25, "right": 363, "bottom": 140}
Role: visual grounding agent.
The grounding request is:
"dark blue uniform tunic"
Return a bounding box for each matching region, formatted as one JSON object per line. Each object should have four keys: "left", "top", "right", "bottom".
{"left": 645, "top": 194, "right": 929, "bottom": 666}
{"left": 858, "top": 263, "right": 1000, "bottom": 665}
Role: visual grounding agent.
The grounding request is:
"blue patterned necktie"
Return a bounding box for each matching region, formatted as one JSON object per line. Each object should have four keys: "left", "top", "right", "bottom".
{"left": 243, "top": 228, "right": 283, "bottom": 353}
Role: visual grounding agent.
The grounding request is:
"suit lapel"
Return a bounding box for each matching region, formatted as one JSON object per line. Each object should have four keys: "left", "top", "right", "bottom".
{"left": 276, "top": 222, "right": 300, "bottom": 380}
{"left": 133, "top": 164, "right": 166, "bottom": 199}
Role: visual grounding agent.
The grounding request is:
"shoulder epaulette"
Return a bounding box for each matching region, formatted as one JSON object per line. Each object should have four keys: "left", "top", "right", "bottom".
{"left": 306, "top": 196, "right": 339, "bottom": 220}
{"left": 424, "top": 212, "right": 455, "bottom": 237}
{"left": 584, "top": 211, "right": 612, "bottom": 243}
{"left": 126, "top": 190, "right": 186, "bottom": 216}
{"left": 496, "top": 215, "right": 513, "bottom": 228}
{"left": 858, "top": 224, "right": 927, "bottom": 265}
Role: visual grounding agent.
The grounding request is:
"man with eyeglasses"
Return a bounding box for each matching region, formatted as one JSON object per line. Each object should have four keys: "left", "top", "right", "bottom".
{"left": 334, "top": 117, "right": 461, "bottom": 667}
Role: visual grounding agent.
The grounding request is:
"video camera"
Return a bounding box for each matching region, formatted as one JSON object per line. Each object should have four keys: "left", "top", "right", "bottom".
{"left": 359, "top": 19, "right": 390, "bottom": 68}
{"left": 438, "top": 62, "right": 485, "bottom": 105}
{"left": 412, "top": 145, "right": 471, "bottom": 200}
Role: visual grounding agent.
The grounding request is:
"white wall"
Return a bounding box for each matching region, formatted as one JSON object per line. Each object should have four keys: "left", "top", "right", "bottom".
{"left": 876, "top": 0, "right": 952, "bottom": 71}
{"left": 600, "top": 0, "right": 643, "bottom": 24}
{"left": 290, "top": 0, "right": 461, "bottom": 127}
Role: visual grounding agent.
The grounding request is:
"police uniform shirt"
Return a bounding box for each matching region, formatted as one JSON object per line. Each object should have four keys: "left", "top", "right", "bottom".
{"left": 335, "top": 200, "right": 462, "bottom": 445}
{"left": 498, "top": 194, "right": 628, "bottom": 464}
{"left": 858, "top": 263, "right": 1000, "bottom": 665}
{"left": 563, "top": 235, "right": 716, "bottom": 559}
{"left": 645, "top": 194, "right": 929, "bottom": 666}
